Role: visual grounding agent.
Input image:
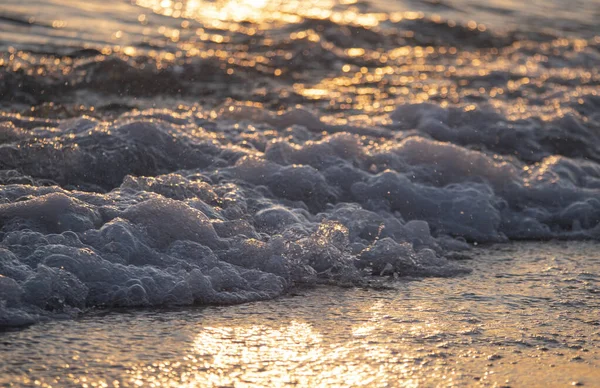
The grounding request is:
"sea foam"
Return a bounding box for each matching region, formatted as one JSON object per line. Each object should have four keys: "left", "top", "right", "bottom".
{"left": 1, "top": 103, "right": 599, "bottom": 327}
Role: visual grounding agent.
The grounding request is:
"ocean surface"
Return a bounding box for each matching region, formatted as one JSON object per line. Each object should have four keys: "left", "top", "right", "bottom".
{"left": 0, "top": 0, "right": 599, "bottom": 385}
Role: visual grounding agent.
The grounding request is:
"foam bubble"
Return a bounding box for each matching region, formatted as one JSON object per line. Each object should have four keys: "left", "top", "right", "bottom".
{"left": 1, "top": 102, "right": 599, "bottom": 327}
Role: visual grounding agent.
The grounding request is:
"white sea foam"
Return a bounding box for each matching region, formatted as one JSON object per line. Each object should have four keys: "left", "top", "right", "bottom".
{"left": 0, "top": 102, "right": 599, "bottom": 327}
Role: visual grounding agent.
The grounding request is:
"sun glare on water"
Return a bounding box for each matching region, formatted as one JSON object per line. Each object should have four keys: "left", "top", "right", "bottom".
{"left": 135, "top": 0, "right": 338, "bottom": 24}
{"left": 124, "top": 306, "right": 422, "bottom": 387}
{"left": 134, "top": 0, "right": 385, "bottom": 28}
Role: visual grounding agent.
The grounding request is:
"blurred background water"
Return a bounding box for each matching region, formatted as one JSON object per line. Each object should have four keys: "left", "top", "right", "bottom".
{"left": 1, "top": 0, "right": 599, "bottom": 50}
{"left": 1, "top": 0, "right": 598, "bottom": 119}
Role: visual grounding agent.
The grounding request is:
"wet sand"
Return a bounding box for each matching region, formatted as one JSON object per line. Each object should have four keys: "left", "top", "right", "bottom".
{"left": 2, "top": 241, "right": 599, "bottom": 387}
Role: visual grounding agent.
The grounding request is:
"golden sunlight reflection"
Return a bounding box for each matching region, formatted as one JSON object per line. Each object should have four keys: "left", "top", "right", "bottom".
{"left": 125, "top": 304, "right": 422, "bottom": 387}
{"left": 183, "top": 319, "right": 416, "bottom": 387}
{"left": 137, "top": 0, "right": 329, "bottom": 24}
{"left": 135, "top": 0, "right": 384, "bottom": 27}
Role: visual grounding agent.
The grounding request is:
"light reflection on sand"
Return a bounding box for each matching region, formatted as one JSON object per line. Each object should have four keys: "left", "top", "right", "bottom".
{"left": 3, "top": 242, "right": 594, "bottom": 387}
{"left": 119, "top": 242, "right": 599, "bottom": 387}
{"left": 1, "top": 243, "right": 599, "bottom": 387}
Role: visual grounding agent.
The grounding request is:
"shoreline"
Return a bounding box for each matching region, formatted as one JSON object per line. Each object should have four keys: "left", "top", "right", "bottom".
{"left": 2, "top": 241, "right": 598, "bottom": 387}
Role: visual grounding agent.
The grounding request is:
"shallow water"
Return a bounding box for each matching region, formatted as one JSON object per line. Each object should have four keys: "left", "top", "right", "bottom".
{"left": 1, "top": 242, "right": 599, "bottom": 387}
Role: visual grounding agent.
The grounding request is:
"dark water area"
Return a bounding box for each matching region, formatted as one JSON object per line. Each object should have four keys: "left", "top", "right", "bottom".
{"left": 0, "top": 0, "right": 599, "bottom": 378}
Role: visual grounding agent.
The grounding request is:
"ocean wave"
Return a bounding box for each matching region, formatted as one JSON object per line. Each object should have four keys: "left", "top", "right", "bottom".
{"left": 0, "top": 101, "right": 599, "bottom": 327}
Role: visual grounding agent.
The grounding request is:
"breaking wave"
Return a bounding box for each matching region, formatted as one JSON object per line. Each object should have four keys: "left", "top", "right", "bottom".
{"left": 1, "top": 102, "right": 600, "bottom": 327}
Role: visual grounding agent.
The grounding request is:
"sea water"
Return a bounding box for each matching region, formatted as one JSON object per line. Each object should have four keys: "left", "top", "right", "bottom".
{"left": 1, "top": 242, "right": 599, "bottom": 386}
{"left": 0, "top": 0, "right": 599, "bottom": 385}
